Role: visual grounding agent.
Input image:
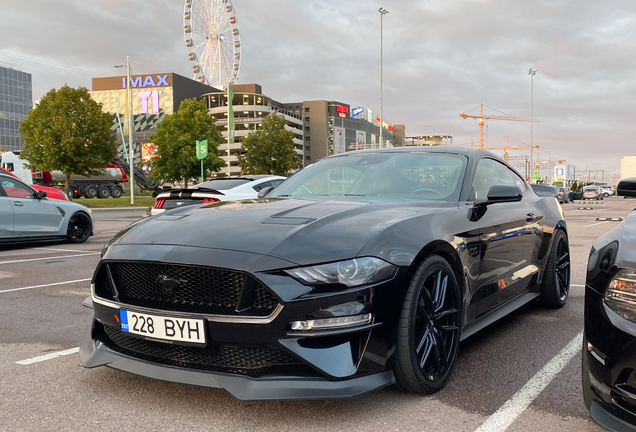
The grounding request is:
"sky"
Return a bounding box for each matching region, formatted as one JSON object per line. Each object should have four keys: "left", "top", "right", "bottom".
{"left": 1, "top": 0, "right": 635, "bottom": 182}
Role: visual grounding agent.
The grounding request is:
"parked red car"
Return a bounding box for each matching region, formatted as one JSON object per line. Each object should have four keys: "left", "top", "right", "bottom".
{"left": 0, "top": 167, "right": 69, "bottom": 201}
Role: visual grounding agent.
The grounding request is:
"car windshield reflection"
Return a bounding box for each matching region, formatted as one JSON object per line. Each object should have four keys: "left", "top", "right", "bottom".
{"left": 271, "top": 152, "right": 467, "bottom": 202}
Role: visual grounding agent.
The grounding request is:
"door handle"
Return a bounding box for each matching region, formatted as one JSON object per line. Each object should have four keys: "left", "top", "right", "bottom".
{"left": 13, "top": 201, "right": 23, "bottom": 207}
{"left": 526, "top": 213, "right": 535, "bottom": 222}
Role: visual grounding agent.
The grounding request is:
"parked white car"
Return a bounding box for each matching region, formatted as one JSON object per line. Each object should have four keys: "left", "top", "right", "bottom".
{"left": 601, "top": 187, "right": 614, "bottom": 197}
{"left": 151, "top": 175, "right": 286, "bottom": 215}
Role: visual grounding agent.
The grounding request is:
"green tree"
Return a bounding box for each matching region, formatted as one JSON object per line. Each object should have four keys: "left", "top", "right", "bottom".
{"left": 19, "top": 85, "right": 117, "bottom": 196}
{"left": 149, "top": 98, "right": 223, "bottom": 186}
{"left": 237, "top": 113, "right": 299, "bottom": 176}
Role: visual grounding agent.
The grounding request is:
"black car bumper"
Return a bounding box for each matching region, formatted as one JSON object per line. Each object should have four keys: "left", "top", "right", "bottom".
{"left": 80, "top": 245, "right": 410, "bottom": 400}
{"left": 584, "top": 285, "right": 636, "bottom": 431}
{"left": 79, "top": 338, "right": 395, "bottom": 400}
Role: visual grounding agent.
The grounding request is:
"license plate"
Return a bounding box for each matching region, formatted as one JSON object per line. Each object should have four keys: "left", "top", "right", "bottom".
{"left": 119, "top": 309, "right": 206, "bottom": 345}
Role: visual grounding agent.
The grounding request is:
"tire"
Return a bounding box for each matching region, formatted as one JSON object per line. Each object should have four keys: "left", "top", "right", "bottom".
{"left": 603, "top": 193, "right": 609, "bottom": 198}
{"left": 540, "top": 230, "right": 570, "bottom": 308}
{"left": 111, "top": 186, "right": 123, "bottom": 198}
{"left": 582, "top": 333, "right": 593, "bottom": 411}
{"left": 394, "top": 255, "right": 461, "bottom": 394}
{"left": 67, "top": 212, "right": 92, "bottom": 243}
{"left": 83, "top": 185, "right": 98, "bottom": 199}
{"left": 98, "top": 185, "right": 111, "bottom": 199}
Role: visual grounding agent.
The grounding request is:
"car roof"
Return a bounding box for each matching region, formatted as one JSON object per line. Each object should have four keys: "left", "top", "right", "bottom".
{"left": 206, "top": 175, "right": 282, "bottom": 181}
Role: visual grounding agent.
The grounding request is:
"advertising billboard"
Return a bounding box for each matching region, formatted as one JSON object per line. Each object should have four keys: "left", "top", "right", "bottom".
{"left": 355, "top": 130, "right": 367, "bottom": 150}
{"left": 554, "top": 165, "right": 566, "bottom": 182}
{"left": 334, "top": 127, "right": 345, "bottom": 154}
{"left": 351, "top": 106, "right": 366, "bottom": 120}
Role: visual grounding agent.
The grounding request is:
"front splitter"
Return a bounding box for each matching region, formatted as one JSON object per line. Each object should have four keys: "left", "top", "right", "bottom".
{"left": 79, "top": 339, "right": 395, "bottom": 401}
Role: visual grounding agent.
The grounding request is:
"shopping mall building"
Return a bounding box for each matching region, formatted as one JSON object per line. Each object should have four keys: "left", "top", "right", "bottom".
{"left": 90, "top": 72, "right": 405, "bottom": 176}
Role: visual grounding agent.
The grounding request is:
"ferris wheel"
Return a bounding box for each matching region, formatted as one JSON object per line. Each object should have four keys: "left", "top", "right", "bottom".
{"left": 183, "top": 0, "right": 241, "bottom": 89}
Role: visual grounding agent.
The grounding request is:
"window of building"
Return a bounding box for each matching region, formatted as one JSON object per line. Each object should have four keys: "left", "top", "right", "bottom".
{"left": 305, "top": 117, "right": 310, "bottom": 122}
{"left": 306, "top": 146, "right": 311, "bottom": 152}
{"left": 304, "top": 107, "right": 310, "bottom": 112}
{"left": 305, "top": 136, "right": 310, "bottom": 141}
{"left": 305, "top": 127, "right": 310, "bottom": 132}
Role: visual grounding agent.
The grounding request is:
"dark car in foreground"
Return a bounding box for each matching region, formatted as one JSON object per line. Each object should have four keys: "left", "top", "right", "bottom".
{"left": 80, "top": 148, "right": 569, "bottom": 400}
{"left": 583, "top": 180, "right": 636, "bottom": 431}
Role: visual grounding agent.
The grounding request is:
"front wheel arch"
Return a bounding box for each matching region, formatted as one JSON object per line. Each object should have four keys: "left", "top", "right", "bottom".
{"left": 408, "top": 241, "right": 466, "bottom": 301}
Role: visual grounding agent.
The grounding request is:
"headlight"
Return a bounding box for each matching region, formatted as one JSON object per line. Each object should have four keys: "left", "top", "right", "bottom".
{"left": 605, "top": 268, "right": 636, "bottom": 321}
{"left": 284, "top": 257, "right": 396, "bottom": 287}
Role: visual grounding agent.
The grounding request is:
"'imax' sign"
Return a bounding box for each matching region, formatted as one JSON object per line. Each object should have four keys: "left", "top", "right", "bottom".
{"left": 122, "top": 74, "right": 171, "bottom": 89}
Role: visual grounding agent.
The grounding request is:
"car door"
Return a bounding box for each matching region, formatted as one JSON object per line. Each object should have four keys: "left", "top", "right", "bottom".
{"left": 466, "top": 158, "right": 540, "bottom": 319}
{"left": 0, "top": 190, "right": 14, "bottom": 238}
{"left": 0, "top": 177, "right": 61, "bottom": 236}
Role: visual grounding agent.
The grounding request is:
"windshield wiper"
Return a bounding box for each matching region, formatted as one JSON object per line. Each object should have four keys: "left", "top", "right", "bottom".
{"left": 343, "top": 194, "right": 368, "bottom": 197}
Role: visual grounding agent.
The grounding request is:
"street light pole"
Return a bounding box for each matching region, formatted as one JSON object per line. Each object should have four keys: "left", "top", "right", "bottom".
{"left": 378, "top": 7, "right": 388, "bottom": 149}
{"left": 127, "top": 56, "right": 134, "bottom": 205}
{"left": 529, "top": 68, "right": 537, "bottom": 183}
{"left": 114, "top": 57, "right": 135, "bottom": 204}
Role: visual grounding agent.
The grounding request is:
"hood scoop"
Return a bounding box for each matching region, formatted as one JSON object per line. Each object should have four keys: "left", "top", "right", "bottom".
{"left": 260, "top": 217, "right": 316, "bottom": 226}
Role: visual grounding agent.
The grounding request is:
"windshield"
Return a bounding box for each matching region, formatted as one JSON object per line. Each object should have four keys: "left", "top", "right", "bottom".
{"left": 271, "top": 152, "right": 467, "bottom": 202}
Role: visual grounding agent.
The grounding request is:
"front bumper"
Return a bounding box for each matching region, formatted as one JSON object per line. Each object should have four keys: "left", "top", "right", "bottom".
{"left": 81, "top": 245, "right": 410, "bottom": 400}
{"left": 79, "top": 338, "right": 394, "bottom": 400}
{"left": 585, "top": 285, "right": 636, "bottom": 430}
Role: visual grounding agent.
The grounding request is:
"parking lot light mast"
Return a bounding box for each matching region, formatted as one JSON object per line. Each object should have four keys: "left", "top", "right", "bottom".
{"left": 378, "top": 7, "right": 388, "bottom": 148}
{"left": 115, "top": 57, "right": 135, "bottom": 204}
{"left": 529, "top": 68, "right": 537, "bottom": 184}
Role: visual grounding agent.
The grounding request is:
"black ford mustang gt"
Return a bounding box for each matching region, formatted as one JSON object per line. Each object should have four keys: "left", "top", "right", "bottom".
{"left": 583, "top": 179, "right": 636, "bottom": 431}
{"left": 80, "top": 147, "right": 569, "bottom": 400}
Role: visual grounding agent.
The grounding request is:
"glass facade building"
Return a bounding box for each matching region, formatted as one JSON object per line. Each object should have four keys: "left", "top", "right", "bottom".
{"left": 0, "top": 66, "right": 33, "bottom": 152}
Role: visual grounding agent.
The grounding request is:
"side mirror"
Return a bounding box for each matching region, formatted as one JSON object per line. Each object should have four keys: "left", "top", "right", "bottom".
{"left": 257, "top": 186, "right": 275, "bottom": 199}
{"left": 481, "top": 185, "right": 522, "bottom": 204}
{"left": 35, "top": 190, "right": 47, "bottom": 199}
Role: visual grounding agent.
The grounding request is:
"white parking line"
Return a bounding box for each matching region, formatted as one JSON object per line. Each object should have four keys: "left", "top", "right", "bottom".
{"left": 474, "top": 331, "right": 582, "bottom": 432}
{"left": 15, "top": 347, "right": 79, "bottom": 365}
{"left": 0, "top": 252, "right": 100, "bottom": 265}
{"left": 0, "top": 278, "right": 91, "bottom": 294}
{"left": 581, "top": 221, "right": 609, "bottom": 228}
{"left": 33, "top": 247, "right": 99, "bottom": 253}
{"left": 571, "top": 284, "right": 584, "bottom": 287}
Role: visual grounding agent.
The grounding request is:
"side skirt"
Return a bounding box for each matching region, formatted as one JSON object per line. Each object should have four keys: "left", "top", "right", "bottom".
{"left": 460, "top": 292, "right": 540, "bottom": 341}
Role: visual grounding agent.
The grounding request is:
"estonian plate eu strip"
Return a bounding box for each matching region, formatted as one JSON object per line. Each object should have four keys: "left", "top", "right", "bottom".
{"left": 0, "top": 278, "right": 91, "bottom": 294}
{"left": 474, "top": 331, "right": 583, "bottom": 432}
{"left": 15, "top": 347, "right": 80, "bottom": 365}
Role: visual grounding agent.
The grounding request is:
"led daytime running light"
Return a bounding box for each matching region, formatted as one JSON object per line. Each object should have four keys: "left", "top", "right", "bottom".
{"left": 290, "top": 313, "right": 372, "bottom": 331}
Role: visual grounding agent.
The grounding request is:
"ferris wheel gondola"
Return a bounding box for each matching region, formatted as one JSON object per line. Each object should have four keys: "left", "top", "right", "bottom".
{"left": 183, "top": 0, "right": 241, "bottom": 89}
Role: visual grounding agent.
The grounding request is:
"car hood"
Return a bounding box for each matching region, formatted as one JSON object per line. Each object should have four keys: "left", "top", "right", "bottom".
{"left": 115, "top": 198, "right": 455, "bottom": 265}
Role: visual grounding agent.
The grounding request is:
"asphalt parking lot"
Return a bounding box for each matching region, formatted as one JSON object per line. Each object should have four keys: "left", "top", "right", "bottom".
{"left": 0, "top": 199, "right": 633, "bottom": 432}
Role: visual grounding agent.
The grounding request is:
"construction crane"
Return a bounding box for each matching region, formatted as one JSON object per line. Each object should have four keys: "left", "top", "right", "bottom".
{"left": 460, "top": 103, "right": 539, "bottom": 149}
{"left": 484, "top": 136, "right": 539, "bottom": 162}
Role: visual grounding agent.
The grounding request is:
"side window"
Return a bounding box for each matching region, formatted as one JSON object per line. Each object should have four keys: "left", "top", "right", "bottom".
{"left": 471, "top": 158, "right": 522, "bottom": 200}
{"left": 0, "top": 178, "right": 34, "bottom": 198}
{"left": 270, "top": 179, "right": 284, "bottom": 187}
{"left": 252, "top": 181, "right": 271, "bottom": 192}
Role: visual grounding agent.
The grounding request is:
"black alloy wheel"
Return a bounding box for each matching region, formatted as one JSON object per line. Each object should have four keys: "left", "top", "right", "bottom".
{"left": 394, "top": 255, "right": 461, "bottom": 393}
{"left": 67, "top": 212, "right": 92, "bottom": 243}
{"left": 540, "top": 230, "right": 570, "bottom": 308}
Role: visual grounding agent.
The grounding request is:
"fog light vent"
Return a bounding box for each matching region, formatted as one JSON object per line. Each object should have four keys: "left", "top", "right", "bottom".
{"left": 290, "top": 313, "right": 372, "bottom": 331}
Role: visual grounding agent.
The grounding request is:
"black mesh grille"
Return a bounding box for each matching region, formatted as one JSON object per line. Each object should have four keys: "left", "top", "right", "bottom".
{"left": 95, "top": 262, "right": 278, "bottom": 317}
{"left": 100, "top": 324, "right": 306, "bottom": 377}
